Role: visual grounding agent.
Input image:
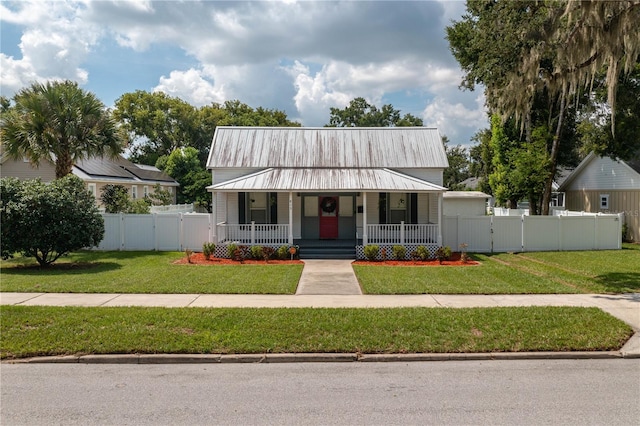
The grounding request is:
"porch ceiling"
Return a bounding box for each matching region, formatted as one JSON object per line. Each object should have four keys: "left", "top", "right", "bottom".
{"left": 207, "top": 168, "right": 446, "bottom": 192}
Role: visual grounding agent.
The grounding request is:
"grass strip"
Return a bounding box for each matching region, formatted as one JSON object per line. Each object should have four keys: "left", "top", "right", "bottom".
{"left": 0, "top": 251, "right": 302, "bottom": 294}
{"left": 1, "top": 306, "right": 632, "bottom": 359}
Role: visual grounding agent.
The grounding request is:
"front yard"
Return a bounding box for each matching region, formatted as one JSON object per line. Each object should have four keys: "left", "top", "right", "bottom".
{"left": 1, "top": 245, "right": 638, "bottom": 295}
{"left": 354, "top": 244, "right": 640, "bottom": 294}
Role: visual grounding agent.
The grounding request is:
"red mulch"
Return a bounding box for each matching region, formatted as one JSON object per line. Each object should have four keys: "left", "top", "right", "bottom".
{"left": 174, "top": 252, "right": 478, "bottom": 266}
{"left": 353, "top": 252, "right": 479, "bottom": 267}
{"left": 173, "top": 253, "right": 303, "bottom": 265}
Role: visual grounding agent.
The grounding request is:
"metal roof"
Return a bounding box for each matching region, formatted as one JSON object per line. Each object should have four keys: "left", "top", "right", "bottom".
{"left": 207, "top": 168, "right": 446, "bottom": 192}
{"left": 207, "top": 127, "right": 448, "bottom": 169}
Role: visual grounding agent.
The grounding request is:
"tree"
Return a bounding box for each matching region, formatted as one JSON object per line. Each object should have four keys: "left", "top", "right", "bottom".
{"left": 0, "top": 175, "right": 104, "bottom": 266}
{"left": 442, "top": 136, "right": 471, "bottom": 190}
{"left": 146, "top": 183, "right": 172, "bottom": 206}
{"left": 114, "top": 93, "right": 300, "bottom": 167}
{"left": 100, "top": 184, "right": 131, "bottom": 213}
{"left": 156, "top": 147, "right": 210, "bottom": 209}
{"left": 0, "top": 80, "right": 124, "bottom": 178}
{"left": 447, "top": 1, "right": 640, "bottom": 214}
{"left": 326, "top": 97, "right": 424, "bottom": 127}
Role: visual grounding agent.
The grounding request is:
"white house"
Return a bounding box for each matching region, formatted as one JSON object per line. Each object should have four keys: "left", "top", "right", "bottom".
{"left": 206, "top": 126, "right": 449, "bottom": 258}
{"left": 558, "top": 152, "right": 640, "bottom": 242}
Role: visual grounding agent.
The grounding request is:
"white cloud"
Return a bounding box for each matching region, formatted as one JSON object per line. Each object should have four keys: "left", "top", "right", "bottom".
{"left": 423, "top": 93, "right": 487, "bottom": 145}
{"left": 154, "top": 68, "right": 226, "bottom": 106}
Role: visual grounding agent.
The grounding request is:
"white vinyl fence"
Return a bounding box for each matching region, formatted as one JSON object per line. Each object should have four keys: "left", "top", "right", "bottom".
{"left": 443, "top": 212, "right": 623, "bottom": 253}
{"left": 97, "top": 213, "right": 211, "bottom": 251}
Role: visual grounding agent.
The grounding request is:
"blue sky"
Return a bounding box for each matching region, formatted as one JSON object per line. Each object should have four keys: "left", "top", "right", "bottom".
{"left": 1, "top": 0, "right": 487, "bottom": 146}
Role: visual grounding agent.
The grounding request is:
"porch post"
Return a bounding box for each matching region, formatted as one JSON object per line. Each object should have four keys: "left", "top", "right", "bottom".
{"left": 437, "top": 192, "right": 443, "bottom": 246}
{"left": 288, "top": 192, "right": 294, "bottom": 245}
{"left": 211, "top": 191, "right": 217, "bottom": 243}
{"left": 362, "top": 192, "right": 368, "bottom": 245}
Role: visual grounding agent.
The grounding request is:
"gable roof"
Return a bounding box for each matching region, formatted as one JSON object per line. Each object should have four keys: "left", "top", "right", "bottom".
{"left": 207, "top": 127, "right": 448, "bottom": 169}
{"left": 74, "top": 156, "right": 178, "bottom": 185}
{"left": 558, "top": 152, "right": 640, "bottom": 191}
{"left": 208, "top": 168, "right": 446, "bottom": 192}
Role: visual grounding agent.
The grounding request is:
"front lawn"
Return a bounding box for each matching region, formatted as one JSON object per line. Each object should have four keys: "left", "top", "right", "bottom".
{"left": 0, "top": 306, "right": 632, "bottom": 359}
{"left": 0, "top": 251, "right": 302, "bottom": 294}
{"left": 355, "top": 244, "right": 640, "bottom": 294}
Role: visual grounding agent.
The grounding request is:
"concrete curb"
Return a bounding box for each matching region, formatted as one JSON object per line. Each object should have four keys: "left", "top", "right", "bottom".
{"left": 5, "top": 350, "right": 634, "bottom": 364}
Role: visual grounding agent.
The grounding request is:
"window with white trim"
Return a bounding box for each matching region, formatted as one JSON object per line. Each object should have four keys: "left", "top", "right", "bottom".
{"left": 131, "top": 185, "right": 138, "bottom": 199}
{"left": 599, "top": 194, "right": 609, "bottom": 210}
{"left": 87, "top": 183, "right": 97, "bottom": 198}
{"left": 143, "top": 185, "right": 149, "bottom": 197}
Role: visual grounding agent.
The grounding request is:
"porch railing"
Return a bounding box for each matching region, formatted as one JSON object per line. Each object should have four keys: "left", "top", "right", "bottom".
{"left": 217, "top": 222, "right": 289, "bottom": 245}
{"left": 366, "top": 222, "right": 438, "bottom": 245}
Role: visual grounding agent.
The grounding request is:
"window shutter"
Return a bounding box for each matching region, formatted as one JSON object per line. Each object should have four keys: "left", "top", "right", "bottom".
{"left": 238, "top": 192, "right": 246, "bottom": 224}
{"left": 270, "top": 192, "right": 278, "bottom": 224}
{"left": 410, "top": 193, "right": 418, "bottom": 224}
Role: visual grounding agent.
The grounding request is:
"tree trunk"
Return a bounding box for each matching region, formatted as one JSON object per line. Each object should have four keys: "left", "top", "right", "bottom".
{"left": 542, "top": 91, "right": 566, "bottom": 215}
{"left": 55, "top": 151, "right": 73, "bottom": 179}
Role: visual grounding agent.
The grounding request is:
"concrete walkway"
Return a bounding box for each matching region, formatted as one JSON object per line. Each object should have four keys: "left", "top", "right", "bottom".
{"left": 295, "top": 260, "right": 362, "bottom": 295}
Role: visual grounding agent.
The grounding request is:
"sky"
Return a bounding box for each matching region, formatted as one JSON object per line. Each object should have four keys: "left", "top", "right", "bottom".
{"left": 0, "top": 0, "right": 488, "bottom": 147}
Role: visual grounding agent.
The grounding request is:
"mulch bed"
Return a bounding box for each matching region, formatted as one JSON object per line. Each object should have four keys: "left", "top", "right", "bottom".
{"left": 352, "top": 252, "right": 479, "bottom": 267}
{"left": 173, "top": 253, "right": 303, "bottom": 265}
{"left": 175, "top": 252, "right": 478, "bottom": 266}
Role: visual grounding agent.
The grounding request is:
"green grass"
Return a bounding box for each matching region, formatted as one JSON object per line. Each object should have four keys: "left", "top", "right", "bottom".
{"left": 0, "top": 251, "right": 302, "bottom": 294}
{"left": 0, "top": 305, "right": 632, "bottom": 359}
{"left": 355, "top": 244, "right": 640, "bottom": 294}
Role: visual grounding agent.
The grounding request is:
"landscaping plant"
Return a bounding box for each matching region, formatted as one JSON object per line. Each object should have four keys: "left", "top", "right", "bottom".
{"left": 202, "top": 242, "right": 216, "bottom": 260}
{"left": 434, "top": 246, "right": 452, "bottom": 264}
{"left": 415, "top": 245, "right": 430, "bottom": 261}
{"left": 250, "top": 245, "right": 264, "bottom": 260}
{"left": 363, "top": 245, "right": 380, "bottom": 261}
{"left": 0, "top": 176, "right": 104, "bottom": 266}
{"left": 392, "top": 245, "right": 406, "bottom": 261}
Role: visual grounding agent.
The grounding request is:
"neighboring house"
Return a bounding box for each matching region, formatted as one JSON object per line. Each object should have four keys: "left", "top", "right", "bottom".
{"left": 443, "top": 191, "right": 491, "bottom": 216}
{"left": 206, "top": 126, "right": 448, "bottom": 258}
{"left": 558, "top": 152, "right": 640, "bottom": 242}
{"left": 0, "top": 153, "right": 179, "bottom": 206}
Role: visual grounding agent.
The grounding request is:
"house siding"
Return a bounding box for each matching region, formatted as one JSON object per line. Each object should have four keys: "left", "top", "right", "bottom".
{"left": 0, "top": 158, "right": 57, "bottom": 182}
{"left": 565, "top": 156, "right": 639, "bottom": 190}
{"left": 565, "top": 189, "right": 640, "bottom": 242}
{"left": 395, "top": 169, "right": 443, "bottom": 187}
{"left": 417, "top": 193, "right": 430, "bottom": 223}
{"left": 212, "top": 168, "right": 261, "bottom": 185}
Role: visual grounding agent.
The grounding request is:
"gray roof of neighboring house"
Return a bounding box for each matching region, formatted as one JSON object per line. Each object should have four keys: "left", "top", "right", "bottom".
{"left": 207, "top": 127, "right": 449, "bottom": 169}
{"left": 74, "top": 156, "right": 177, "bottom": 184}
{"left": 207, "top": 168, "right": 446, "bottom": 192}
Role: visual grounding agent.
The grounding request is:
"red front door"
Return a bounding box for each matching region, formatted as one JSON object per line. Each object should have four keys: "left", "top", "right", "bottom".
{"left": 319, "top": 196, "right": 339, "bottom": 239}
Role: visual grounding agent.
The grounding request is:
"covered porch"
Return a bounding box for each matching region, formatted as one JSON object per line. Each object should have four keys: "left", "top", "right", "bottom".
{"left": 207, "top": 168, "right": 446, "bottom": 259}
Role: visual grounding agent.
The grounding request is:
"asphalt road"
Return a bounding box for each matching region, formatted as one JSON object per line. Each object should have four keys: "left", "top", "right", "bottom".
{"left": 1, "top": 359, "right": 639, "bottom": 425}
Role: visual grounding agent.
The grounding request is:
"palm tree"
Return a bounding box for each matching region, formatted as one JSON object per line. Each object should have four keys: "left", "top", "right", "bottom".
{"left": 1, "top": 80, "right": 125, "bottom": 178}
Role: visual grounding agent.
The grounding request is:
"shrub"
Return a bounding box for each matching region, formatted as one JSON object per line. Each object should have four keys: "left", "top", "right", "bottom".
{"left": 250, "top": 245, "right": 264, "bottom": 260}
{"left": 459, "top": 242, "right": 469, "bottom": 263}
{"left": 435, "top": 246, "right": 452, "bottom": 264}
{"left": 202, "top": 242, "right": 216, "bottom": 260}
{"left": 100, "top": 184, "right": 130, "bottom": 213}
{"left": 415, "top": 245, "right": 430, "bottom": 261}
{"left": 1, "top": 176, "right": 104, "bottom": 266}
{"left": 262, "top": 246, "right": 275, "bottom": 261}
{"left": 276, "top": 245, "right": 289, "bottom": 260}
{"left": 392, "top": 245, "right": 406, "bottom": 261}
{"left": 227, "top": 243, "right": 238, "bottom": 259}
{"left": 363, "top": 245, "right": 379, "bottom": 261}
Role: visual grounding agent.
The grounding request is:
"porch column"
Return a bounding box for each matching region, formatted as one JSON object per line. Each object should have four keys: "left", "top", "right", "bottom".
{"left": 362, "top": 192, "right": 368, "bottom": 245}
{"left": 288, "top": 191, "right": 294, "bottom": 245}
{"left": 211, "top": 191, "right": 217, "bottom": 243}
{"left": 437, "top": 192, "right": 443, "bottom": 246}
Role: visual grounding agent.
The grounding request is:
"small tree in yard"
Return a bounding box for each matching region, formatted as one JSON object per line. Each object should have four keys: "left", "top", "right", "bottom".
{"left": 1, "top": 175, "right": 104, "bottom": 266}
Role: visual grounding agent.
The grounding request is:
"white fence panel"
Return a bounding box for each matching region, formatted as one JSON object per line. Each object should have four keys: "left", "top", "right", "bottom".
{"left": 442, "top": 216, "right": 492, "bottom": 252}
{"left": 492, "top": 216, "right": 523, "bottom": 252}
{"left": 155, "top": 214, "right": 181, "bottom": 251}
{"left": 97, "top": 214, "right": 122, "bottom": 250}
{"left": 559, "top": 216, "right": 595, "bottom": 250}
{"left": 182, "top": 214, "right": 211, "bottom": 251}
{"left": 596, "top": 215, "right": 622, "bottom": 250}
{"left": 523, "top": 216, "right": 560, "bottom": 251}
{"left": 122, "top": 214, "right": 155, "bottom": 250}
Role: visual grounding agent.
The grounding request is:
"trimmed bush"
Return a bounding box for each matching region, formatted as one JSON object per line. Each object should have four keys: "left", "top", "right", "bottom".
{"left": 415, "top": 245, "right": 430, "bottom": 261}
{"left": 277, "top": 245, "right": 289, "bottom": 260}
{"left": 392, "top": 245, "right": 406, "bottom": 261}
{"left": 435, "top": 246, "right": 452, "bottom": 264}
{"left": 250, "top": 245, "right": 264, "bottom": 260}
{"left": 363, "top": 245, "right": 380, "bottom": 261}
{"left": 202, "top": 242, "right": 216, "bottom": 260}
